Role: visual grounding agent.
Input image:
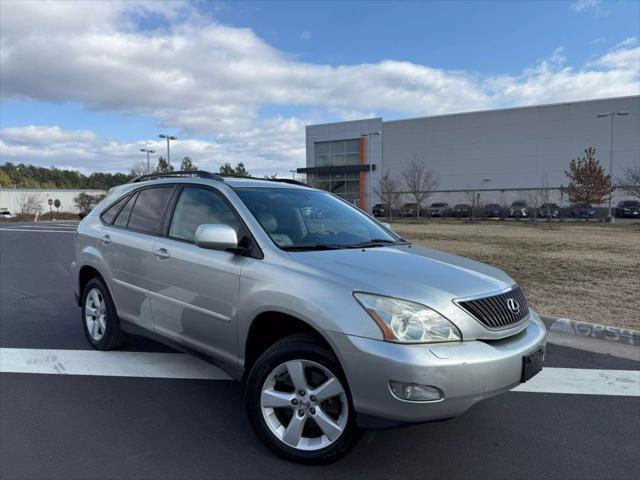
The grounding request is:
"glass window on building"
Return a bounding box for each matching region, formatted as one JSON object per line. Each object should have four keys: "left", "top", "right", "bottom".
{"left": 312, "top": 140, "right": 362, "bottom": 206}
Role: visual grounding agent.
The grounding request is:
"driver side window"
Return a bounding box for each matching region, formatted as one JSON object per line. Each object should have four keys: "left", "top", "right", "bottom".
{"left": 169, "top": 187, "right": 240, "bottom": 242}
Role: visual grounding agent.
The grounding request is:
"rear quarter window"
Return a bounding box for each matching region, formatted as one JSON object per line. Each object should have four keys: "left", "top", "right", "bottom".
{"left": 100, "top": 195, "right": 129, "bottom": 224}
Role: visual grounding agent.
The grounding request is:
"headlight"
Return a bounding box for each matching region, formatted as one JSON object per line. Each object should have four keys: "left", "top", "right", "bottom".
{"left": 353, "top": 293, "right": 462, "bottom": 343}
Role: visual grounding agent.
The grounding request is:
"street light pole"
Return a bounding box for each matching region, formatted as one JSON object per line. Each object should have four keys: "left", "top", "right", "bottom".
{"left": 158, "top": 134, "right": 177, "bottom": 170}
{"left": 140, "top": 148, "right": 156, "bottom": 174}
{"left": 289, "top": 169, "right": 296, "bottom": 180}
{"left": 597, "top": 111, "right": 629, "bottom": 221}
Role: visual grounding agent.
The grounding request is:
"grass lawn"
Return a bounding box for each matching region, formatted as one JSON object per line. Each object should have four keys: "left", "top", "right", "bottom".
{"left": 391, "top": 220, "right": 640, "bottom": 330}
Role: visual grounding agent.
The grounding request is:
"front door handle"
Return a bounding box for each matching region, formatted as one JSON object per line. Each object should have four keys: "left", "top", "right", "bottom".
{"left": 152, "top": 247, "right": 171, "bottom": 259}
{"left": 101, "top": 234, "right": 112, "bottom": 245}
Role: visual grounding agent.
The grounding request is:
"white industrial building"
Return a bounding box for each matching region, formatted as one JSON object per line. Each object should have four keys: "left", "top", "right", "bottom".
{"left": 301, "top": 96, "right": 640, "bottom": 210}
{"left": 0, "top": 188, "right": 106, "bottom": 215}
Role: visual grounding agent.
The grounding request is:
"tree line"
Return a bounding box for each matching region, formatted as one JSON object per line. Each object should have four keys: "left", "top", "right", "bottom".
{"left": 0, "top": 158, "right": 260, "bottom": 191}
{"left": 0, "top": 163, "right": 133, "bottom": 190}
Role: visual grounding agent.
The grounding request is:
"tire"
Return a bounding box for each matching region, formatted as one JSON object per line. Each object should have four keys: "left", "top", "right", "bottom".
{"left": 81, "top": 277, "right": 127, "bottom": 350}
{"left": 245, "top": 333, "right": 361, "bottom": 464}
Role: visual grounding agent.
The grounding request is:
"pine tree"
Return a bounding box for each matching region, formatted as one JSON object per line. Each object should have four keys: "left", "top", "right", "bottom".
{"left": 156, "top": 156, "right": 174, "bottom": 173}
{"left": 180, "top": 156, "right": 197, "bottom": 171}
{"left": 565, "top": 147, "right": 614, "bottom": 221}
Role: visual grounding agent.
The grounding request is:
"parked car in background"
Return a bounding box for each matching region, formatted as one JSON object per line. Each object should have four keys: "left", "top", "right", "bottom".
{"left": 72, "top": 171, "right": 546, "bottom": 463}
{"left": 452, "top": 204, "right": 472, "bottom": 218}
{"left": 570, "top": 204, "right": 597, "bottom": 219}
{"left": 429, "top": 202, "right": 450, "bottom": 217}
{"left": 0, "top": 208, "right": 15, "bottom": 219}
{"left": 537, "top": 203, "right": 559, "bottom": 219}
{"left": 399, "top": 203, "right": 424, "bottom": 217}
{"left": 372, "top": 203, "right": 386, "bottom": 217}
{"left": 615, "top": 200, "right": 640, "bottom": 218}
{"left": 483, "top": 204, "right": 503, "bottom": 218}
{"left": 508, "top": 200, "right": 529, "bottom": 218}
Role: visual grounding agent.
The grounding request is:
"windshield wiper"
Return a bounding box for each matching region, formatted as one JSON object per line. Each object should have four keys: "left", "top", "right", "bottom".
{"left": 281, "top": 239, "right": 408, "bottom": 251}
{"left": 344, "top": 239, "right": 407, "bottom": 249}
{"left": 280, "top": 244, "right": 345, "bottom": 251}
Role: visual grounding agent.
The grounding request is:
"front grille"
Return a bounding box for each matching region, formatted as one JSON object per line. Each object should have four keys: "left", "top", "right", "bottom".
{"left": 458, "top": 287, "right": 530, "bottom": 329}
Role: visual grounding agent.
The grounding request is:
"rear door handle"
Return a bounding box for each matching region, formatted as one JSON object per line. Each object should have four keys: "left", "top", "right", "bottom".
{"left": 152, "top": 247, "right": 171, "bottom": 259}
{"left": 101, "top": 234, "right": 112, "bottom": 245}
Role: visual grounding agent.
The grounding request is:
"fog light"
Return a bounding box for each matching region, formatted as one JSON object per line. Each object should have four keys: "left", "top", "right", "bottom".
{"left": 389, "top": 381, "right": 443, "bottom": 402}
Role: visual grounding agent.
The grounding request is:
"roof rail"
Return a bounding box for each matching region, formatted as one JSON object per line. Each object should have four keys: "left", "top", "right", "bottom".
{"left": 128, "top": 170, "right": 225, "bottom": 183}
{"left": 218, "top": 174, "right": 309, "bottom": 187}
{"left": 269, "top": 178, "right": 308, "bottom": 187}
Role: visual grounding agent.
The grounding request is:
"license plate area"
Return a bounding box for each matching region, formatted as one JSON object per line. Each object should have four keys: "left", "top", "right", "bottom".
{"left": 521, "top": 346, "right": 544, "bottom": 382}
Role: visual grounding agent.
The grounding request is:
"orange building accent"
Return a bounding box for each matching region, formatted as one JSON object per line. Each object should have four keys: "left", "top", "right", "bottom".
{"left": 359, "top": 136, "right": 366, "bottom": 209}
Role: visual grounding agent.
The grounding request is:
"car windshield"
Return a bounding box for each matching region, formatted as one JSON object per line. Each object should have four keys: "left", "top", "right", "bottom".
{"left": 486, "top": 204, "right": 500, "bottom": 208}
{"left": 622, "top": 201, "right": 640, "bottom": 207}
{"left": 431, "top": 203, "right": 446, "bottom": 207}
{"left": 234, "top": 187, "right": 404, "bottom": 250}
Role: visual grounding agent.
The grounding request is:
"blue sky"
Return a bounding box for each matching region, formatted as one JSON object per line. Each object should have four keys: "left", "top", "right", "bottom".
{"left": 210, "top": 0, "right": 638, "bottom": 71}
{"left": 1, "top": 0, "right": 638, "bottom": 174}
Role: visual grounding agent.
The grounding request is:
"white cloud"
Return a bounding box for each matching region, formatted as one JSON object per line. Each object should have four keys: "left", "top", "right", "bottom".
{"left": 571, "top": 0, "right": 608, "bottom": 17}
{"left": 300, "top": 31, "right": 312, "bottom": 41}
{"left": 0, "top": 1, "right": 638, "bottom": 175}
{"left": 0, "top": 122, "right": 304, "bottom": 176}
{"left": 1, "top": 126, "right": 96, "bottom": 145}
{"left": 590, "top": 37, "right": 607, "bottom": 45}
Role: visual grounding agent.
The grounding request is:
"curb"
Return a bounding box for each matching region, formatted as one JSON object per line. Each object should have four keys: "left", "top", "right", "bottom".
{"left": 541, "top": 316, "right": 640, "bottom": 348}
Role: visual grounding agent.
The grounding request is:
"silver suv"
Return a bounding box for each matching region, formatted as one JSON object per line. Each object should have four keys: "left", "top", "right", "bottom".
{"left": 72, "top": 171, "right": 546, "bottom": 464}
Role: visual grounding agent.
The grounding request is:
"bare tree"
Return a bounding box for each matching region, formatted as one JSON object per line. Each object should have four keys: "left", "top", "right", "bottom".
{"left": 538, "top": 173, "right": 553, "bottom": 221}
{"left": 130, "top": 160, "right": 148, "bottom": 177}
{"left": 74, "top": 192, "right": 106, "bottom": 215}
{"left": 374, "top": 171, "right": 400, "bottom": 221}
{"left": 618, "top": 166, "right": 640, "bottom": 200}
{"left": 17, "top": 192, "right": 43, "bottom": 218}
{"left": 401, "top": 158, "right": 438, "bottom": 218}
{"left": 519, "top": 189, "right": 543, "bottom": 222}
{"left": 464, "top": 190, "right": 480, "bottom": 218}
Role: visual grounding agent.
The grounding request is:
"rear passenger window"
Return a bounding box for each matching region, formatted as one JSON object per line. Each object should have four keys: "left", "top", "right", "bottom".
{"left": 113, "top": 193, "right": 137, "bottom": 228}
{"left": 169, "top": 187, "right": 240, "bottom": 242}
{"left": 127, "top": 187, "right": 173, "bottom": 234}
{"left": 100, "top": 195, "right": 129, "bottom": 224}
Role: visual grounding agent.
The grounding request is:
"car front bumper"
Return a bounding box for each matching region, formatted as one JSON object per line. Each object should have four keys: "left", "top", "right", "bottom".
{"left": 327, "top": 311, "right": 547, "bottom": 427}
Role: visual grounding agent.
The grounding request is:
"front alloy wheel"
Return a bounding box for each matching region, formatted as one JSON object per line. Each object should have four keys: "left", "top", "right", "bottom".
{"left": 246, "top": 333, "right": 361, "bottom": 464}
{"left": 260, "top": 359, "right": 348, "bottom": 451}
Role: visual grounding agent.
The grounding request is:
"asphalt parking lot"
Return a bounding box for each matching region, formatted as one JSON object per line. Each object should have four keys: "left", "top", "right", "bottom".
{"left": 1, "top": 222, "right": 639, "bottom": 480}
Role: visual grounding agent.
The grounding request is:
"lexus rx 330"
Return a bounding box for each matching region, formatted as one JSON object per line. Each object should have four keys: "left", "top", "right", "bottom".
{"left": 71, "top": 171, "right": 546, "bottom": 464}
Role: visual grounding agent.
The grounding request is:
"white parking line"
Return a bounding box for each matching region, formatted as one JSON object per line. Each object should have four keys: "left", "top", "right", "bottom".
{"left": 0, "top": 348, "right": 231, "bottom": 380}
{"left": 513, "top": 368, "right": 640, "bottom": 396}
{"left": 0, "top": 228, "right": 76, "bottom": 233}
{"left": 1, "top": 348, "right": 638, "bottom": 396}
{"left": 2, "top": 224, "right": 77, "bottom": 228}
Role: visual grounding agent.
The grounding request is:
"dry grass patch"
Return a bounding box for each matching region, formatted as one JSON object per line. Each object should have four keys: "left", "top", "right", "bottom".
{"left": 392, "top": 220, "right": 640, "bottom": 329}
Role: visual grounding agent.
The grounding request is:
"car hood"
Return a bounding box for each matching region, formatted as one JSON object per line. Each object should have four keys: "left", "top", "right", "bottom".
{"left": 291, "top": 244, "right": 514, "bottom": 308}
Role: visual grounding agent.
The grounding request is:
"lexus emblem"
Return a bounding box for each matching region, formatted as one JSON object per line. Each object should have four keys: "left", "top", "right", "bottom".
{"left": 506, "top": 298, "right": 520, "bottom": 314}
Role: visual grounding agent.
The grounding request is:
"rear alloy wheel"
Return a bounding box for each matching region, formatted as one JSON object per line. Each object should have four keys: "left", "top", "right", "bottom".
{"left": 246, "top": 334, "right": 361, "bottom": 464}
{"left": 81, "top": 277, "right": 126, "bottom": 350}
{"left": 85, "top": 288, "right": 107, "bottom": 342}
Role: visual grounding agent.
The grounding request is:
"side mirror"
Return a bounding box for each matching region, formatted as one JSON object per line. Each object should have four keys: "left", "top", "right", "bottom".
{"left": 195, "top": 224, "right": 238, "bottom": 251}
